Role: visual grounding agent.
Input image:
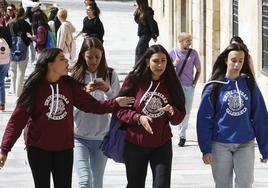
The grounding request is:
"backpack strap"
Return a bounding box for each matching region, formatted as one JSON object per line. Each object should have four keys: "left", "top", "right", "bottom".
{"left": 178, "top": 49, "right": 192, "bottom": 77}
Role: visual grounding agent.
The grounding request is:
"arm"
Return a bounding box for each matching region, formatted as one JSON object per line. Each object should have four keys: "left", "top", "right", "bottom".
{"left": 32, "top": 26, "right": 47, "bottom": 45}
{"left": 196, "top": 87, "right": 215, "bottom": 156}
{"left": 57, "top": 25, "right": 67, "bottom": 50}
{"left": 193, "top": 63, "right": 201, "bottom": 86}
{"left": 145, "top": 10, "right": 157, "bottom": 39}
{"left": 251, "top": 86, "right": 268, "bottom": 159}
{"left": 0, "top": 105, "right": 30, "bottom": 156}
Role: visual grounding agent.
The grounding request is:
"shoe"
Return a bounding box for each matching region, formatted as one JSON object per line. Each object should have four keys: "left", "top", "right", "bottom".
{"left": 178, "top": 138, "right": 186, "bottom": 147}
{"left": 0, "top": 104, "right": 5, "bottom": 112}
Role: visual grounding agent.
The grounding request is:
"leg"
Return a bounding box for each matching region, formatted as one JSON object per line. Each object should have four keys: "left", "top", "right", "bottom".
{"left": 150, "top": 140, "right": 172, "bottom": 188}
{"left": 51, "top": 149, "right": 73, "bottom": 188}
{"left": 0, "top": 64, "right": 10, "bottom": 106}
{"left": 9, "top": 61, "right": 17, "bottom": 94}
{"left": 89, "top": 140, "right": 108, "bottom": 188}
{"left": 16, "top": 54, "right": 29, "bottom": 97}
{"left": 124, "top": 141, "right": 149, "bottom": 188}
{"left": 135, "top": 35, "right": 151, "bottom": 64}
{"left": 178, "top": 86, "right": 195, "bottom": 142}
{"left": 211, "top": 142, "right": 234, "bottom": 188}
{"left": 26, "top": 146, "right": 52, "bottom": 188}
{"left": 74, "top": 138, "right": 91, "bottom": 188}
{"left": 233, "top": 141, "right": 254, "bottom": 188}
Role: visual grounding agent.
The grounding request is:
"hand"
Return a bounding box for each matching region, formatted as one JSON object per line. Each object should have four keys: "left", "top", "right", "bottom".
{"left": 260, "top": 158, "right": 267, "bottom": 163}
{"left": 0, "top": 154, "right": 7, "bottom": 170}
{"left": 139, "top": 115, "right": 153, "bottom": 134}
{"left": 85, "top": 82, "right": 99, "bottom": 93}
{"left": 115, "top": 96, "right": 135, "bottom": 107}
{"left": 202, "top": 153, "right": 213, "bottom": 165}
{"left": 173, "top": 58, "right": 180, "bottom": 67}
{"left": 92, "top": 81, "right": 110, "bottom": 92}
{"left": 158, "top": 104, "right": 174, "bottom": 116}
{"left": 26, "top": 32, "right": 32, "bottom": 39}
{"left": 153, "top": 38, "right": 157, "bottom": 43}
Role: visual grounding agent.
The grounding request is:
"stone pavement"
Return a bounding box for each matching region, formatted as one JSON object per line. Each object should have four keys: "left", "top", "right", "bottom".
{"left": 0, "top": 0, "right": 268, "bottom": 187}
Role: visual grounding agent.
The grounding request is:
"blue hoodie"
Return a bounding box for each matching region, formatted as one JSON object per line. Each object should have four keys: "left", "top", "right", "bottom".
{"left": 197, "top": 74, "right": 268, "bottom": 159}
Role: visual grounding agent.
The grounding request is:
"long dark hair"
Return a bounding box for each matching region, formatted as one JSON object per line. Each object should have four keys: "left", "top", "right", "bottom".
{"left": 71, "top": 37, "right": 109, "bottom": 83}
{"left": 206, "top": 43, "right": 255, "bottom": 101}
{"left": 12, "top": 7, "right": 25, "bottom": 23}
{"left": 88, "top": 2, "right": 100, "bottom": 17}
{"left": 119, "top": 44, "right": 185, "bottom": 113}
{"left": 17, "top": 48, "right": 63, "bottom": 114}
{"left": 134, "top": 0, "right": 149, "bottom": 24}
{"left": 31, "top": 10, "right": 49, "bottom": 34}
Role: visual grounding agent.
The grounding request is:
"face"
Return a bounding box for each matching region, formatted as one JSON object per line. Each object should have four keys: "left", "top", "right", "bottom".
{"left": 86, "top": 6, "right": 94, "bottom": 18}
{"left": 148, "top": 52, "right": 167, "bottom": 80}
{"left": 226, "top": 50, "right": 245, "bottom": 74}
{"left": 48, "top": 52, "right": 69, "bottom": 78}
{"left": 84, "top": 48, "right": 102, "bottom": 72}
{"left": 180, "top": 36, "right": 192, "bottom": 50}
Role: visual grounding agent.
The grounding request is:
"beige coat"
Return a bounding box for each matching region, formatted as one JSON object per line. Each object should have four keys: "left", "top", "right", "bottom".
{"left": 57, "top": 21, "right": 76, "bottom": 54}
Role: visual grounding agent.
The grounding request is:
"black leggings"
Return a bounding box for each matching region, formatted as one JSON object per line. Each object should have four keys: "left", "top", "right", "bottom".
{"left": 124, "top": 140, "right": 172, "bottom": 188}
{"left": 27, "top": 146, "right": 73, "bottom": 188}
{"left": 135, "top": 34, "right": 151, "bottom": 64}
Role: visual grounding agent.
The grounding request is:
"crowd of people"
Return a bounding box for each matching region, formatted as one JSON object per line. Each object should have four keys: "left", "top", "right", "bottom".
{"left": 0, "top": 0, "right": 268, "bottom": 188}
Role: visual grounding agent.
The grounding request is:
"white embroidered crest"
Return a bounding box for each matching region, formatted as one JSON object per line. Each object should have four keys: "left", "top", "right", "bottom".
{"left": 223, "top": 90, "right": 248, "bottom": 116}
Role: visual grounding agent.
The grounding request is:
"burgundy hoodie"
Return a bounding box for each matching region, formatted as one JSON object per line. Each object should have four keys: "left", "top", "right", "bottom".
{"left": 117, "top": 77, "right": 185, "bottom": 147}
{"left": 0, "top": 77, "right": 119, "bottom": 155}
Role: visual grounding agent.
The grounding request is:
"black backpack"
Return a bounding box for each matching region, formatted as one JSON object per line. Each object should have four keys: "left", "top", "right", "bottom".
{"left": 151, "top": 19, "right": 159, "bottom": 39}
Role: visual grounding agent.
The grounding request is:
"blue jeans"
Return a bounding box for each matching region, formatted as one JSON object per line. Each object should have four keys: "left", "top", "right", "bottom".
{"left": 211, "top": 141, "right": 255, "bottom": 188}
{"left": 74, "top": 138, "right": 108, "bottom": 188}
{"left": 178, "top": 85, "right": 195, "bottom": 138}
{"left": 0, "top": 63, "right": 10, "bottom": 104}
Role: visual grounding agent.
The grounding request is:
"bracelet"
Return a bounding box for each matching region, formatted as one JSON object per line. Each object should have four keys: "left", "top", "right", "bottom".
{"left": 137, "top": 114, "right": 141, "bottom": 125}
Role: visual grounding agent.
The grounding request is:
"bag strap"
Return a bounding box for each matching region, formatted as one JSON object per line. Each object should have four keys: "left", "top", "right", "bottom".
{"left": 178, "top": 48, "right": 192, "bottom": 77}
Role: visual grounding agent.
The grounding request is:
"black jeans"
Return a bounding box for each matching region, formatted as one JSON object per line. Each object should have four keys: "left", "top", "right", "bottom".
{"left": 27, "top": 146, "right": 73, "bottom": 188}
{"left": 124, "top": 140, "right": 172, "bottom": 188}
{"left": 135, "top": 34, "right": 151, "bottom": 64}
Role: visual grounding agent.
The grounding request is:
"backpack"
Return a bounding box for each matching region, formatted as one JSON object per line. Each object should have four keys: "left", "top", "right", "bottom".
{"left": 100, "top": 114, "right": 126, "bottom": 163}
{"left": 46, "top": 31, "right": 56, "bottom": 48}
{"left": 0, "top": 38, "right": 10, "bottom": 64}
{"left": 151, "top": 19, "right": 159, "bottom": 38}
{"left": 9, "top": 24, "right": 27, "bottom": 62}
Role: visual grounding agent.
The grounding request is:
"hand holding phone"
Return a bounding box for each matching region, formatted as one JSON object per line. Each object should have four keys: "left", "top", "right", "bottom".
{"left": 93, "top": 78, "right": 103, "bottom": 83}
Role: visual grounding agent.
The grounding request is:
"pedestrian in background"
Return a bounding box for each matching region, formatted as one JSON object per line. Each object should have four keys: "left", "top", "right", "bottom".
{"left": 71, "top": 37, "right": 120, "bottom": 188}
{"left": 75, "top": 2, "right": 104, "bottom": 43}
{"left": 0, "top": 19, "right": 11, "bottom": 112}
{"left": 134, "top": 0, "right": 158, "bottom": 64}
{"left": 169, "top": 32, "right": 201, "bottom": 147}
{"left": 197, "top": 43, "right": 268, "bottom": 188}
{"left": 0, "top": 48, "right": 134, "bottom": 188}
{"left": 56, "top": 8, "right": 76, "bottom": 65}
{"left": 230, "top": 36, "right": 255, "bottom": 76}
{"left": 47, "top": 6, "right": 61, "bottom": 39}
{"left": 8, "top": 7, "right": 32, "bottom": 98}
{"left": 117, "top": 44, "right": 186, "bottom": 187}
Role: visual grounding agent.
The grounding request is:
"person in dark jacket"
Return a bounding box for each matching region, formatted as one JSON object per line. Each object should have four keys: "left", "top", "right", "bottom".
{"left": 134, "top": 0, "right": 158, "bottom": 64}
{"left": 8, "top": 7, "right": 32, "bottom": 98}
{"left": 0, "top": 48, "right": 134, "bottom": 188}
{"left": 117, "top": 44, "right": 186, "bottom": 187}
{"left": 75, "top": 2, "right": 104, "bottom": 43}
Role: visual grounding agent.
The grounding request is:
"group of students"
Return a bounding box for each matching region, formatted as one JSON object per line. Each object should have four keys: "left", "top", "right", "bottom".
{"left": 0, "top": 1, "right": 268, "bottom": 188}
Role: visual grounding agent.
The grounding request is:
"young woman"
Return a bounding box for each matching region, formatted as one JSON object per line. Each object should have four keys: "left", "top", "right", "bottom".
{"left": 47, "top": 6, "right": 61, "bottom": 38}
{"left": 75, "top": 2, "right": 104, "bottom": 43}
{"left": 197, "top": 43, "right": 268, "bottom": 188}
{"left": 134, "top": 0, "right": 158, "bottom": 64}
{"left": 8, "top": 7, "right": 32, "bottom": 98}
{"left": 117, "top": 44, "right": 186, "bottom": 187}
{"left": 71, "top": 37, "right": 120, "bottom": 188}
{"left": 230, "top": 36, "right": 255, "bottom": 76}
{"left": 0, "top": 48, "right": 134, "bottom": 188}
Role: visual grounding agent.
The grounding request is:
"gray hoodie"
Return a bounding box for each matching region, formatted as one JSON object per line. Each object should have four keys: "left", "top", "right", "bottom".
{"left": 74, "top": 70, "right": 120, "bottom": 140}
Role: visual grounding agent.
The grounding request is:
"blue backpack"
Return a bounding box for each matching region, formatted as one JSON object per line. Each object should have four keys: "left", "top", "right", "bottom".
{"left": 46, "top": 31, "right": 56, "bottom": 48}
{"left": 9, "top": 24, "right": 27, "bottom": 62}
{"left": 100, "top": 114, "right": 126, "bottom": 163}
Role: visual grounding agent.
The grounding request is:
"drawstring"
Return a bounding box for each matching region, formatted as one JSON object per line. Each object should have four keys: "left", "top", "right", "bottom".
{"left": 139, "top": 81, "right": 160, "bottom": 111}
{"left": 206, "top": 80, "right": 230, "bottom": 85}
{"left": 235, "top": 81, "right": 242, "bottom": 107}
{"left": 48, "top": 84, "right": 59, "bottom": 119}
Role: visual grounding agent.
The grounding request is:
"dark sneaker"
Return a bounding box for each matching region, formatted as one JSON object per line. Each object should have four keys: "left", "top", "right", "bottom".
{"left": 178, "top": 138, "right": 186, "bottom": 147}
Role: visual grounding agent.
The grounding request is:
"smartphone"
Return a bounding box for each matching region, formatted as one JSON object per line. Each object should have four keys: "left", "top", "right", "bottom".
{"left": 93, "top": 78, "right": 103, "bottom": 83}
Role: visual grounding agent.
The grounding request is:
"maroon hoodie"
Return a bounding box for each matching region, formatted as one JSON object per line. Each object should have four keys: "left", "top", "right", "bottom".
{"left": 117, "top": 77, "right": 185, "bottom": 147}
{"left": 0, "top": 77, "right": 119, "bottom": 156}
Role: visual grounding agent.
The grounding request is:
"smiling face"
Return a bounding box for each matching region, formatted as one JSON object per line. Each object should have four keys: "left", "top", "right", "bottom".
{"left": 84, "top": 48, "right": 102, "bottom": 73}
{"left": 225, "top": 50, "right": 245, "bottom": 78}
{"left": 148, "top": 52, "right": 167, "bottom": 80}
{"left": 47, "top": 52, "right": 69, "bottom": 80}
